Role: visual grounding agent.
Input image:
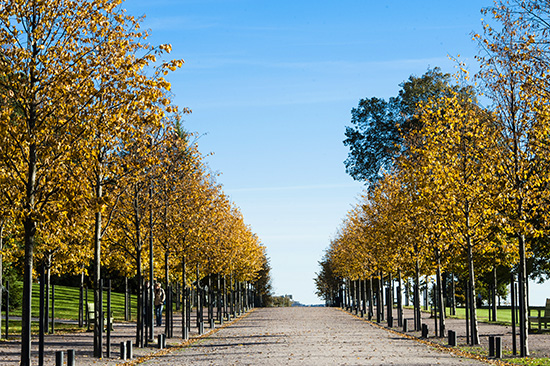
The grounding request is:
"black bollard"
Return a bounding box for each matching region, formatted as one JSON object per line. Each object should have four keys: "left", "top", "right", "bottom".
{"left": 158, "top": 334, "right": 164, "bottom": 349}
{"left": 67, "top": 349, "right": 75, "bottom": 366}
{"left": 403, "top": 318, "right": 408, "bottom": 332}
{"left": 210, "top": 318, "right": 215, "bottom": 329}
{"left": 421, "top": 323, "right": 429, "bottom": 338}
{"left": 448, "top": 330, "right": 456, "bottom": 346}
{"left": 120, "top": 342, "right": 127, "bottom": 360}
{"left": 55, "top": 351, "right": 64, "bottom": 366}
{"left": 489, "top": 336, "right": 495, "bottom": 357}
{"left": 126, "top": 340, "right": 133, "bottom": 359}
{"left": 495, "top": 337, "right": 502, "bottom": 359}
{"left": 199, "top": 321, "right": 204, "bottom": 335}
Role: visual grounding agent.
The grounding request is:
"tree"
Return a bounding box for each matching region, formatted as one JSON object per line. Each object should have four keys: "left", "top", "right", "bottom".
{"left": 343, "top": 68, "right": 473, "bottom": 188}
{"left": 315, "top": 254, "right": 342, "bottom": 306}
{"left": 409, "top": 76, "right": 508, "bottom": 343}
{"left": 475, "top": 1, "right": 547, "bottom": 355}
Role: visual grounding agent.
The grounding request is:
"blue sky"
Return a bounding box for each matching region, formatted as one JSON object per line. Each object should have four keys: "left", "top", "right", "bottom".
{"left": 121, "top": 0, "right": 549, "bottom": 305}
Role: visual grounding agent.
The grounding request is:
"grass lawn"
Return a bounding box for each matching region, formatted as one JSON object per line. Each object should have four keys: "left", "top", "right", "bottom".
{"left": 3, "top": 282, "right": 138, "bottom": 336}
{"left": 445, "top": 307, "right": 514, "bottom": 325}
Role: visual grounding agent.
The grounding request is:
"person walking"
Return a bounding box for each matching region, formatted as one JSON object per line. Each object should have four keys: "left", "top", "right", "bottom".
{"left": 154, "top": 282, "right": 166, "bottom": 327}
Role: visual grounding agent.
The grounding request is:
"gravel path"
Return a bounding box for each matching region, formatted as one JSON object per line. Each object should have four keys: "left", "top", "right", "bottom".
{"left": 3, "top": 306, "right": 550, "bottom": 365}
{"left": 142, "top": 307, "right": 486, "bottom": 366}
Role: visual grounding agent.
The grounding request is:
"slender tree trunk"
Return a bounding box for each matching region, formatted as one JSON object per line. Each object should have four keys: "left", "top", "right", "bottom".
{"left": 492, "top": 265, "right": 497, "bottom": 322}
{"left": 518, "top": 233, "right": 529, "bottom": 356}
{"left": 436, "top": 251, "right": 445, "bottom": 337}
{"left": 355, "top": 280, "right": 360, "bottom": 314}
{"left": 465, "top": 279, "right": 470, "bottom": 344}
{"left": 414, "top": 258, "right": 421, "bottom": 331}
{"left": 148, "top": 185, "right": 154, "bottom": 342}
{"left": 134, "top": 189, "right": 143, "bottom": 347}
{"left": 124, "top": 277, "right": 129, "bottom": 322}
{"left": 181, "top": 255, "right": 188, "bottom": 339}
{"left": 451, "top": 273, "right": 456, "bottom": 316}
{"left": 0, "top": 222, "right": 3, "bottom": 338}
{"left": 466, "top": 233, "right": 479, "bottom": 345}
{"left": 368, "top": 276, "right": 373, "bottom": 320}
{"left": 379, "top": 271, "right": 384, "bottom": 321}
{"left": 46, "top": 256, "right": 51, "bottom": 334}
{"left": 165, "top": 250, "right": 169, "bottom": 288}
{"left": 376, "top": 274, "right": 382, "bottom": 323}
{"left": 21, "top": 7, "right": 39, "bottom": 363}
{"left": 397, "top": 269, "right": 403, "bottom": 327}
{"left": 387, "top": 273, "right": 393, "bottom": 327}
{"left": 93, "top": 176, "right": 103, "bottom": 357}
{"left": 136, "top": 251, "right": 142, "bottom": 347}
{"left": 196, "top": 265, "right": 201, "bottom": 329}
{"left": 424, "top": 275, "right": 429, "bottom": 311}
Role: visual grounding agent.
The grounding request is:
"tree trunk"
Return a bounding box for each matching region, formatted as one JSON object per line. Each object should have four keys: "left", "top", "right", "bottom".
{"left": 379, "top": 271, "right": 384, "bottom": 321}
{"left": 134, "top": 187, "right": 143, "bottom": 347}
{"left": 465, "top": 279, "right": 470, "bottom": 344}
{"left": 414, "top": 258, "right": 421, "bottom": 331}
{"left": 397, "top": 269, "right": 403, "bottom": 327}
{"left": 492, "top": 265, "right": 498, "bottom": 322}
{"left": 93, "top": 181, "right": 103, "bottom": 357}
{"left": 518, "top": 233, "right": 529, "bottom": 356}
{"left": 387, "top": 273, "right": 393, "bottom": 327}
{"left": 0, "top": 222, "right": 3, "bottom": 338}
{"left": 165, "top": 250, "right": 169, "bottom": 288}
{"left": 368, "top": 276, "right": 373, "bottom": 320}
{"left": 466, "top": 233, "right": 479, "bottom": 345}
{"left": 148, "top": 184, "right": 154, "bottom": 342}
{"left": 79, "top": 271, "right": 85, "bottom": 327}
{"left": 181, "top": 255, "right": 188, "bottom": 339}
{"left": 436, "top": 251, "right": 445, "bottom": 337}
{"left": 46, "top": 255, "right": 51, "bottom": 334}
{"left": 136, "top": 251, "right": 142, "bottom": 347}
{"left": 21, "top": 8, "right": 39, "bottom": 363}
{"left": 21, "top": 216, "right": 36, "bottom": 366}
{"left": 451, "top": 273, "right": 456, "bottom": 316}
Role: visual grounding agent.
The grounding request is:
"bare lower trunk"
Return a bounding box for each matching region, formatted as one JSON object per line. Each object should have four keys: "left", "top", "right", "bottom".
{"left": 414, "top": 258, "right": 421, "bottom": 331}
{"left": 93, "top": 185, "right": 103, "bottom": 357}
{"left": 492, "top": 265, "right": 498, "bottom": 322}
{"left": 397, "top": 269, "right": 403, "bottom": 327}
{"left": 21, "top": 215, "right": 36, "bottom": 366}
{"left": 436, "top": 251, "right": 445, "bottom": 337}
{"left": 466, "top": 234, "right": 479, "bottom": 345}
{"left": 518, "top": 233, "right": 529, "bottom": 356}
{"left": 0, "top": 223, "right": 4, "bottom": 338}
{"left": 451, "top": 273, "right": 456, "bottom": 316}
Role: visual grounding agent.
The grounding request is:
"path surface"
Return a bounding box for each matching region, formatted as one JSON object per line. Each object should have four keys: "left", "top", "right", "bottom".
{"left": 142, "top": 307, "right": 486, "bottom": 365}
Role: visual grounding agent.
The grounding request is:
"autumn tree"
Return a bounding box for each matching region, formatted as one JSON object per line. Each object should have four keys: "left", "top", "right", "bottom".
{"left": 409, "top": 77, "right": 507, "bottom": 343}
{"left": 475, "top": 1, "right": 549, "bottom": 354}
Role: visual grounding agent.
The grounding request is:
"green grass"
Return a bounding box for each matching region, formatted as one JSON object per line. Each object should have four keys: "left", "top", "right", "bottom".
{"left": 506, "top": 358, "right": 550, "bottom": 365}
{"left": 4, "top": 282, "right": 138, "bottom": 336}
{"left": 10, "top": 282, "right": 138, "bottom": 321}
{"left": 445, "top": 307, "right": 514, "bottom": 325}
{"left": 455, "top": 344, "right": 550, "bottom": 366}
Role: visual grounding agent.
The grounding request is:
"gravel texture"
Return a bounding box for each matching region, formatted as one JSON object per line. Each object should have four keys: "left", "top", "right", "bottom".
{"left": 142, "top": 307, "right": 486, "bottom": 366}
{"left": 2, "top": 306, "right": 550, "bottom": 365}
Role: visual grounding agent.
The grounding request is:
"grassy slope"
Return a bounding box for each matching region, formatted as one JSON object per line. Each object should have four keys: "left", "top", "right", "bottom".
{"left": 4, "top": 283, "right": 138, "bottom": 336}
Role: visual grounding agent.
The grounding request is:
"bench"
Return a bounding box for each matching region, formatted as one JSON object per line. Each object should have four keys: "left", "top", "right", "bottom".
{"left": 86, "top": 302, "right": 114, "bottom": 331}
{"left": 528, "top": 298, "right": 550, "bottom": 331}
